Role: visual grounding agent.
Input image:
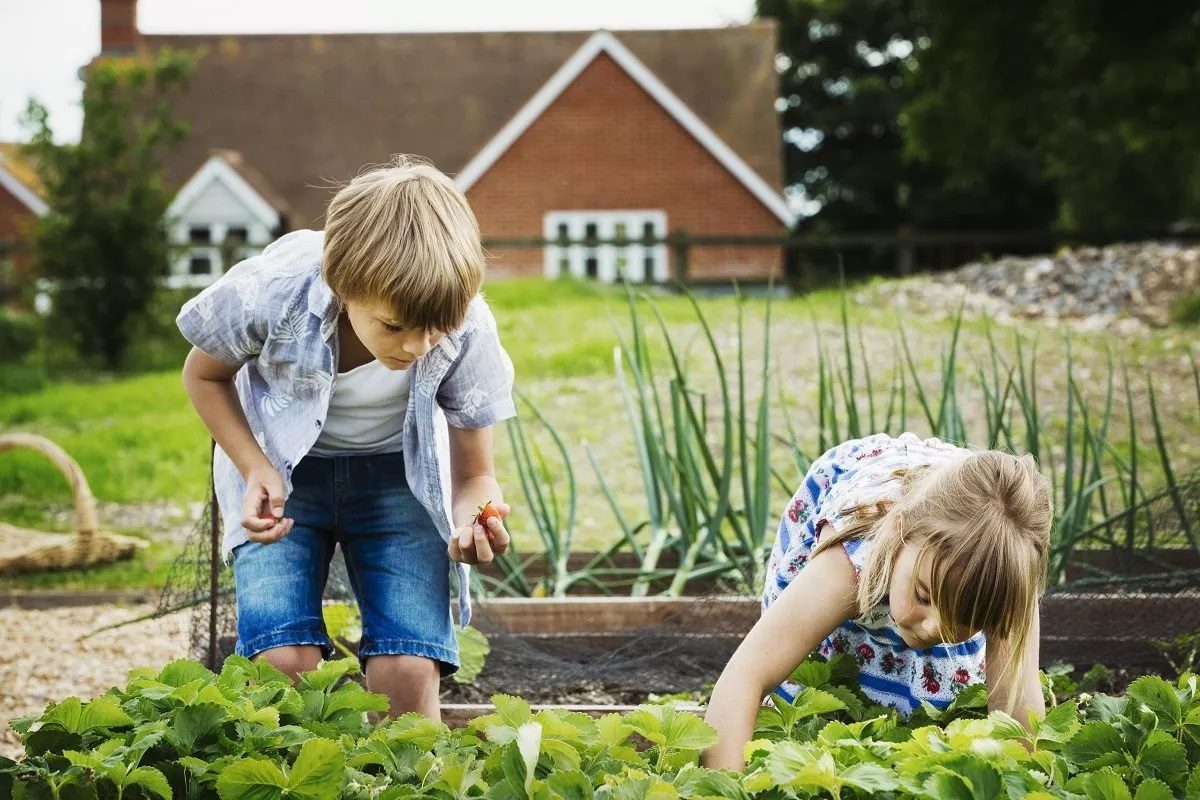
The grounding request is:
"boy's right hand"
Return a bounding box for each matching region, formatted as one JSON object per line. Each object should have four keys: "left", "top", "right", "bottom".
{"left": 241, "top": 466, "right": 293, "bottom": 543}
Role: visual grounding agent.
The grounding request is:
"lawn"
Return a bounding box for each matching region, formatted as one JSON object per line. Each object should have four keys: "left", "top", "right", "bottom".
{"left": 1, "top": 275, "right": 1197, "bottom": 591}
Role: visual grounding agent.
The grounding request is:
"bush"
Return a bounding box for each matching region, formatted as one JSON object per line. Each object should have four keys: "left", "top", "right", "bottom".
{"left": 1170, "top": 289, "right": 1200, "bottom": 325}
{"left": 3, "top": 654, "right": 1198, "bottom": 799}
{"left": 0, "top": 309, "right": 39, "bottom": 364}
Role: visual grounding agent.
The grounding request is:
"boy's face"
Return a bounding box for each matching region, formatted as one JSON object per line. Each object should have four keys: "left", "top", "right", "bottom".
{"left": 342, "top": 298, "right": 446, "bottom": 370}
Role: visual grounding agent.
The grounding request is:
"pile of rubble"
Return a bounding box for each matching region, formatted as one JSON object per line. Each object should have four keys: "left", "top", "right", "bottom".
{"left": 882, "top": 241, "right": 1200, "bottom": 331}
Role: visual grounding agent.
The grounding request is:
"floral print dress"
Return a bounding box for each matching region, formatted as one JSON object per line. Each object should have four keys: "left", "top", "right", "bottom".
{"left": 763, "top": 432, "right": 987, "bottom": 713}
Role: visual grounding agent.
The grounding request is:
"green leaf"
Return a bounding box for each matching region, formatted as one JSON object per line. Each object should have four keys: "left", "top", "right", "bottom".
{"left": 1137, "top": 732, "right": 1189, "bottom": 789}
{"left": 765, "top": 741, "right": 839, "bottom": 794}
{"left": 943, "top": 755, "right": 1003, "bottom": 800}
{"left": 841, "top": 762, "right": 900, "bottom": 794}
{"left": 515, "top": 721, "right": 542, "bottom": 796}
{"left": 43, "top": 696, "right": 134, "bottom": 735}
{"left": 788, "top": 658, "right": 832, "bottom": 689}
{"left": 1133, "top": 778, "right": 1176, "bottom": 800}
{"left": 671, "top": 765, "right": 748, "bottom": 800}
{"left": 384, "top": 713, "right": 448, "bottom": 751}
{"left": 215, "top": 757, "right": 288, "bottom": 800}
{"left": 790, "top": 687, "right": 849, "bottom": 720}
{"left": 322, "top": 683, "right": 390, "bottom": 718}
{"left": 125, "top": 767, "right": 172, "bottom": 800}
{"left": 297, "top": 659, "right": 359, "bottom": 693}
{"left": 923, "top": 772, "right": 975, "bottom": 800}
{"left": 546, "top": 769, "right": 594, "bottom": 800}
{"left": 286, "top": 738, "right": 345, "bottom": 800}
{"left": 171, "top": 703, "right": 230, "bottom": 754}
{"left": 453, "top": 625, "right": 490, "bottom": 685}
{"left": 1187, "top": 764, "right": 1200, "bottom": 800}
{"left": 158, "top": 659, "right": 217, "bottom": 688}
{"left": 1066, "top": 721, "right": 1128, "bottom": 770}
{"left": 624, "top": 705, "right": 718, "bottom": 752}
{"left": 1126, "top": 676, "right": 1183, "bottom": 733}
{"left": 1037, "top": 699, "right": 1082, "bottom": 747}
{"left": 1076, "top": 769, "right": 1132, "bottom": 800}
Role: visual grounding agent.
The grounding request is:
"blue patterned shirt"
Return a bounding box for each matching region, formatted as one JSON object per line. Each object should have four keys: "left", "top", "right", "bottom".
{"left": 176, "top": 229, "right": 516, "bottom": 624}
{"left": 764, "top": 433, "right": 987, "bottom": 712}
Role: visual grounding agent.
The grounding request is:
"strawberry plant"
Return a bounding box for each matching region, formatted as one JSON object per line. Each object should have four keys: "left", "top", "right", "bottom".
{"left": 3, "top": 655, "right": 1198, "bottom": 799}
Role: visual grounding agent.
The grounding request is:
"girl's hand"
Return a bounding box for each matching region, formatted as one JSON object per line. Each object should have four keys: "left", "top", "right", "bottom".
{"left": 241, "top": 465, "right": 293, "bottom": 543}
{"left": 449, "top": 501, "right": 511, "bottom": 565}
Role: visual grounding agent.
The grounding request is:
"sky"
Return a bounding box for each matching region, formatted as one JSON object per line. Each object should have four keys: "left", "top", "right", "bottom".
{"left": 0, "top": 0, "right": 757, "bottom": 143}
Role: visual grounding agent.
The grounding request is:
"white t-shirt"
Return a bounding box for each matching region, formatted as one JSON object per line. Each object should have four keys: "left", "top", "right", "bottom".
{"left": 309, "top": 359, "right": 410, "bottom": 455}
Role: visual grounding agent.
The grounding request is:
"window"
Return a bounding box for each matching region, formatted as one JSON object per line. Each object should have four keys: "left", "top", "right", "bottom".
{"left": 556, "top": 223, "right": 570, "bottom": 274}
{"left": 189, "top": 254, "right": 213, "bottom": 275}
{"left": 189, "top": 226, "right": 211, "bottom": 245}
{"left": 583, "top": 223, "right": 599, "bottom": 279}
{"left": 225, "top": 226, "right": 249, "bottom": 244}
{"left": 543, "top": 211, "right": 668, "bottom": 283}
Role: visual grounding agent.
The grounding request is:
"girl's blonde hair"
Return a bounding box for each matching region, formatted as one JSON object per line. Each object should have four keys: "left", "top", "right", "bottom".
{"left": 813, "top": 450, "right": 1052, "bottom": 702}
{"left": 323, "top": 155, "right": 484, "bottom": 332}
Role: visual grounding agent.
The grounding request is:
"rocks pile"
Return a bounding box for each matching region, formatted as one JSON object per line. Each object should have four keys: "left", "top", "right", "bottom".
{"left": 883, "top": 241, "right": 1200, "bottom": 330}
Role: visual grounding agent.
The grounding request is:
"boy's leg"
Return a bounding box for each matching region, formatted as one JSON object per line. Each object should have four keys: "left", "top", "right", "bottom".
{"left": 232, "top": 457, "right": 337, "bottom": 678}
{"left": 337, "top": 453, "right": 458, "bottom": 718}
{"left": 364, "top": 655, "right": 442, "bottom": 719}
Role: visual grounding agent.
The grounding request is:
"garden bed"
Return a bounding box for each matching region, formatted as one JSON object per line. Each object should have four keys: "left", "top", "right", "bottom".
{"left": 432, "top": 591, "right": 1199, "bottom": 711}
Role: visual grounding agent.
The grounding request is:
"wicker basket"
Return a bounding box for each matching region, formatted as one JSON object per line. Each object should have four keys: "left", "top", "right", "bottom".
{"left": 0, "top": 432, "right": 146, "bottom": 574}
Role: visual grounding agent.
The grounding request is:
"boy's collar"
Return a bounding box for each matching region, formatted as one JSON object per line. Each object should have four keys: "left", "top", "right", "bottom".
{"left": 308, "top": 277, "right": 340, "bottom": 340}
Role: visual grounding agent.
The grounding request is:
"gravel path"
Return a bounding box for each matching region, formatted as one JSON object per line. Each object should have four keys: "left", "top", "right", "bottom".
{"left": 0, "top": 604, "right": 190, "bottom": 758}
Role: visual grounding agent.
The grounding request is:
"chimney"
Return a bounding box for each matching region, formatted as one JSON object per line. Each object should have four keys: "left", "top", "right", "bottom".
{"left": 100, "top": 0, "right": 138, "bottom": 54}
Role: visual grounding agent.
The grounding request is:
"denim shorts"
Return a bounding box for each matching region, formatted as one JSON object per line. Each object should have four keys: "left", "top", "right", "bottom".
{"left": 231, "top": 452, "right": 458, "bottom": 674}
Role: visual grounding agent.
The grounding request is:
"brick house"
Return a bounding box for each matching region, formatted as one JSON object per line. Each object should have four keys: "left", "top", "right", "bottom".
{"left": 0, "top": 143, "right": 47, "bottom": 283}
{"left": 98, "top": 0, "right": 792, "bottom": 285}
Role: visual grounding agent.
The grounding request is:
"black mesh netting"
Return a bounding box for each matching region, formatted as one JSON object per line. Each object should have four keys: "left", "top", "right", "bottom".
{"left": 158, "top": 466, "right": 1200, "bottom": 703}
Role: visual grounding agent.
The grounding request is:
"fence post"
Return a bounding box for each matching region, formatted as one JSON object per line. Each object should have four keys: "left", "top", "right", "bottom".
{"left": 896, "top": 224, "right": 915, "bottom": 275}
{"left": 670, "top": 231, "right": 689, "bottom": 286}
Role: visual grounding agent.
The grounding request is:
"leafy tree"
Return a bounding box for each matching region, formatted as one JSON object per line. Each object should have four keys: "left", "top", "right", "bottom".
{"left": 758, "top": 0, "right": 1059, "bottom": 234}
{"left": 906, "top": 0, "right": 1200, "bottom": 235}
{"left": 22, "top": 49, "right": 194, "bottom": 369}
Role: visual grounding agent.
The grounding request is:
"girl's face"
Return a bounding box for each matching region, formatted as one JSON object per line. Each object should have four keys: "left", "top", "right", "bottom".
{"left": 888, "top": 542, "right": 973, "bottom": 649}
{"left": 342, "top": 297, "right": 446, "bottom": 370}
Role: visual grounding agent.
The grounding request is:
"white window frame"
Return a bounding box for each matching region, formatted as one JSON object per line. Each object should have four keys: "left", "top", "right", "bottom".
{"left": 543, "top": 210, "right": 668, "bottom": 283}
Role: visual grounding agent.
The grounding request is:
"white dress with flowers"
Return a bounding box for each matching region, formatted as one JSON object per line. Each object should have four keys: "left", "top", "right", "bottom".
{"left": 763, "top": 432, "right": 988, "bottom": 713}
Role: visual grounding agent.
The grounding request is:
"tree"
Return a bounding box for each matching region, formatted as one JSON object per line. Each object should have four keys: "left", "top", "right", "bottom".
{"left": 758, "top": 0, "right": 927, "bottom": 231}
{"left": 759, "top": 0, "right": 1059, "bottom": 235}
{"left": 22, "top": 49, "right": 195, "bottom": 369}
{"left": 906, "top": 0, "right": 1200, "bottom": 236}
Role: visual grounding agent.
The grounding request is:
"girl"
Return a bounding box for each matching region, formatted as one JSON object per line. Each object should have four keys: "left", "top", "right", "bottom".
{"left": 703, "top": 432, "right": 1051, "bottom": 770}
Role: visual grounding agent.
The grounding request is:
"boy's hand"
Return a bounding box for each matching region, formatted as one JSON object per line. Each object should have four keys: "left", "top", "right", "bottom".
{"left": 449, "top": 501, "right": 511, "bottom": 565}
{"left": 241, "top": 465, "right": 293, "bottom": 543}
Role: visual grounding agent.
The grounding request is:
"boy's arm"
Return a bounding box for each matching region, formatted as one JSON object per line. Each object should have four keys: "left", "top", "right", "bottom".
{"left": 182, "top": 347, "right": 292, "bottom": 542}
{"left": 446, "top": 424, "right": 510, "bottom": 565}
{"left": 702, "top": 548, "right": 858, "bottom": 772}
{"left": 986, "top": 604, "right": 1045, "bottom": 730}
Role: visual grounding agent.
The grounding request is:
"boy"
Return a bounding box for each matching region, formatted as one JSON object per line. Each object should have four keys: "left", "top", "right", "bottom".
{"left": 177, "top": 156, "right": 514, "bottom": 719}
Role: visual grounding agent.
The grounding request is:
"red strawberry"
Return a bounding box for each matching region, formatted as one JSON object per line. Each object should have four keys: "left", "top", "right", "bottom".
{"left": 473, "top": 501, "right": 502, "bottom": 542}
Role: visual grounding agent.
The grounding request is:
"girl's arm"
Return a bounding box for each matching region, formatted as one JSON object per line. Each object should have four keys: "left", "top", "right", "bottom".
{"left": 702, "top": 548, "right": 858, "bottom": 771}
{"left": 985, "top": 603, "right": 1045, "bottom": 730}
{"left": 447, "top": 425, "right": 511, "bottom": 565}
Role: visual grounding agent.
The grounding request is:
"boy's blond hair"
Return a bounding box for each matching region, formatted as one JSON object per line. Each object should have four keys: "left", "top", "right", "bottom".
{"left": 812, "top": 450, "right": 1052, "bottom": 706}
{"left": 323, "top": 155, "right": 484, "bottom": 332}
